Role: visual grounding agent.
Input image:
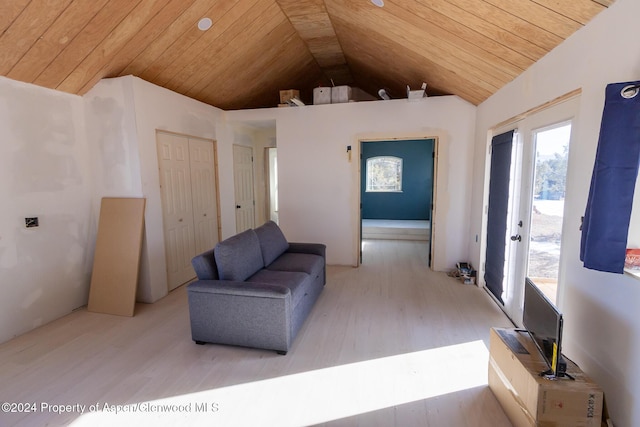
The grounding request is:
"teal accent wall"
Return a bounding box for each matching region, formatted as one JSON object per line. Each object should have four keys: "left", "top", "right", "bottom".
{"left": 361, "top": 139, "right": 434, "bottom": 220}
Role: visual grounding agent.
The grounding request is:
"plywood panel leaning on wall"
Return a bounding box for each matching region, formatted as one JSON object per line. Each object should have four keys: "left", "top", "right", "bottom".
{"left": 88, "top": 198, "right": 146, "bottom": 317}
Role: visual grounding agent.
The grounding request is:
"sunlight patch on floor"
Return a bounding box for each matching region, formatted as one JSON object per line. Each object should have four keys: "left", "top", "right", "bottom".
{"left": 71, "top": 340, "right": 490, "bottom": 426}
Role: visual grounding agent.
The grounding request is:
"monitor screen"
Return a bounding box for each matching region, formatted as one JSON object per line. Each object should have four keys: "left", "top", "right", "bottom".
{"left": 523, "top": 277, "right": 563, "bottom": 376}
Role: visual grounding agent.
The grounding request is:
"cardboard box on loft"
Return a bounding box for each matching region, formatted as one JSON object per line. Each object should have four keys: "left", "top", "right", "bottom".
{"left": 488, "top": 328, "right": 604, "bottom": 427}
{"left": 331, "top": 86, "right": 352, "bottom": 103}
{"left": 279, "top": 89, "right": 300, "bottom": 104}
{"left": 313, "top": 87, "right": 331, "bottom": 105}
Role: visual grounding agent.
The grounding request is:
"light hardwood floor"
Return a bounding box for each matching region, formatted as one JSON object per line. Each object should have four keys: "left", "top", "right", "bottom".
{"left": 0, "top": 240, "right": 514, "bottom": 427}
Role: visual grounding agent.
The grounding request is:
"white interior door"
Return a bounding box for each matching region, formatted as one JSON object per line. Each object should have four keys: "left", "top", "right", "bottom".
{"left": 157, "top": 132, "right": 197, "bottom": 289}
{"left": 233, "top": 145, "right": 255, "bottom": 233}
{"left": 157, "top": 132, "right": 219, "bottom": 290}
{"left": 189, "top": 138, "right": 219, "bottom": 255}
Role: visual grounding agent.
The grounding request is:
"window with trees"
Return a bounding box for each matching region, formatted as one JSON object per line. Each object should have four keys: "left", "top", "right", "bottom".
{"left": 366, "top": 156, "right": 403, "bottom": 192}
{"left": 534, "top": 145, "right": 568, "bottom": 200}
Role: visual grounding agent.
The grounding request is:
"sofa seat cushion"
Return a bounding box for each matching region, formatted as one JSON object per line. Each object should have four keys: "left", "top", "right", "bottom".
{"left": 266, "top": 253, "right": 324, "bottom": 278}
{"left": 246, "top": 269, "right": 311, "bottom": 308}
{"left": 254, "top": 221, "right": 290, "bottom": 266}
{"left": 214, "top": 229, "right": 264, "bottom": 281}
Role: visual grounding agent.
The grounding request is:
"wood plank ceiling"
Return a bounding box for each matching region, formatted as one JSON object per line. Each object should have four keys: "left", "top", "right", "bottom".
{"left": 0, "top": 0, "right": 613, "bottom": 110}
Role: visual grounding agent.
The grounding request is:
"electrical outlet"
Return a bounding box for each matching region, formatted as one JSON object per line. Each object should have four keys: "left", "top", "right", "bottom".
{"left": 25, "top": 217, "right": 39, "bottom": 228}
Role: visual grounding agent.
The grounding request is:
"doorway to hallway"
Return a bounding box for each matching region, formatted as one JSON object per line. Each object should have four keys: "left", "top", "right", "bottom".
{"left": 359, "top": 138, "right": 437, "bottom": 267}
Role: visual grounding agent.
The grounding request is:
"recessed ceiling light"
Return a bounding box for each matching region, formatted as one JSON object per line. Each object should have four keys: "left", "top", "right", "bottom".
{"left": 198, "top": 17, "right": 212, "bottom": 31}
{"left": 371, "top": 0, "right": 384, "bottom": 7}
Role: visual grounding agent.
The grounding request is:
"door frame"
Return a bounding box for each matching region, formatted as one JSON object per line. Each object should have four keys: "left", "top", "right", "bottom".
{"left": 232, "top": 144, "right": 256, "bottom": 233}
{"left": 357, "top": 136, "right": 438, "bottom": 267}
{"left": 264, "top": 146, "right": 278, "bottom": 224}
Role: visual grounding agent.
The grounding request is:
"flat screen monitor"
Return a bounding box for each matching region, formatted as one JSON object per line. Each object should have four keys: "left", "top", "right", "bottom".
{"left": 522, "top": 277, "right": 565, "bottom": 377}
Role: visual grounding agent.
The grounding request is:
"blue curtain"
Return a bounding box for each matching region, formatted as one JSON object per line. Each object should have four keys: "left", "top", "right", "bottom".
{"left": 485, "top": 130, "right": 515, "bottom": 304}
{"left": 580, "top": 81, "right": 640, "bottom": 273}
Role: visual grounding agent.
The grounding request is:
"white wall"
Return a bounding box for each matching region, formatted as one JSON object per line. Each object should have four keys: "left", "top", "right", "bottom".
{"left": 86, "top": 78, "right": 472, "bottom": 303}
{"left": 130, "top": 77, "right": 227, "bottom": 302}
{"left": 227, "top": 96, "right": 477, "bottom": 270}
{"left": 85, "top": 76, "right": 227, "bottom": 303}
{"left": 226, "top": 123, "right": 277, "bottom": 229}
{"left": 0, "top": 77, "right": 92, "bottom": 344}
{"left": 0, "top": 74, "right": 232, "bottom": 342}
{"left": 470, "top": 0, "right": 640, "bottom": 425}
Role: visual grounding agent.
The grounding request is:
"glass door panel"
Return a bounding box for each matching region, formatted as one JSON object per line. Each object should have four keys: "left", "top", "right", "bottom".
{"left": 526, "top": 123, "right": 571, "bottom": 305}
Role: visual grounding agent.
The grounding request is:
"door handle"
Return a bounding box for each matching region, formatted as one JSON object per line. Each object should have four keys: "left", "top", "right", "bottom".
{"left": 236, "top": 205, "right": 241, "bottom": 209}
{"left": 510, "top": 234, "right": 522, "bottom": 242}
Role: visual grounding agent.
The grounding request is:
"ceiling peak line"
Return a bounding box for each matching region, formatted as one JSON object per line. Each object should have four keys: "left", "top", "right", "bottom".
{"left": 275, "top": 0, "right": 353, "bottom": 86}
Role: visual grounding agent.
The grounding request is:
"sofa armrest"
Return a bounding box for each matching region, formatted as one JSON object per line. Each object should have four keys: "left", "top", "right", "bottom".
{"left": 286, "top": 242, "right": 326, "bottom": 258}
{"left": 187, "top": 279, "right": 293, "bottom": 352}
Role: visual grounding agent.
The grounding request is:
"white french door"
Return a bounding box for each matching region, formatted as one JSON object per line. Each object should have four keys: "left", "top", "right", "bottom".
{"left": 490, "top": 97, "right": 579, "bottom": 324}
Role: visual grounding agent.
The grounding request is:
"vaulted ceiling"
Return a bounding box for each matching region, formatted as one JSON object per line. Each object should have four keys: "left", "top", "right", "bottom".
{"left": 1, "top": 0, "right": 613, "bottom": 110}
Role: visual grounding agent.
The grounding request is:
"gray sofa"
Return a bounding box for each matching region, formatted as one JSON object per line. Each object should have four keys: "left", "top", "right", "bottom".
{"left": 188, "top": 221, "right": 326, "bottom": 354}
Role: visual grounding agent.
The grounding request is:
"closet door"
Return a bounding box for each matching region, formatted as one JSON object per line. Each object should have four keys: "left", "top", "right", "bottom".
{"left": 157, "top": 132, "right": 197, "bottom": 289}
{"left": 189, "top": 137, "right": 219, "bottom": 255}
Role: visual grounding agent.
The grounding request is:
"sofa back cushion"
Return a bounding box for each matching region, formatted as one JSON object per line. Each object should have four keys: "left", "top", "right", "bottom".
{"left": 255, "top": 221, "right": 290, "bottom": 266}
{"left": 214, "top": 229, "right": 264, "bottom": 281}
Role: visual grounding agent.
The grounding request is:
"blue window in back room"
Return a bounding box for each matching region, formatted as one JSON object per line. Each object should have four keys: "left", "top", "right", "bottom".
{"left": 361, "top": 139, "right": 434, "bottom": 221}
